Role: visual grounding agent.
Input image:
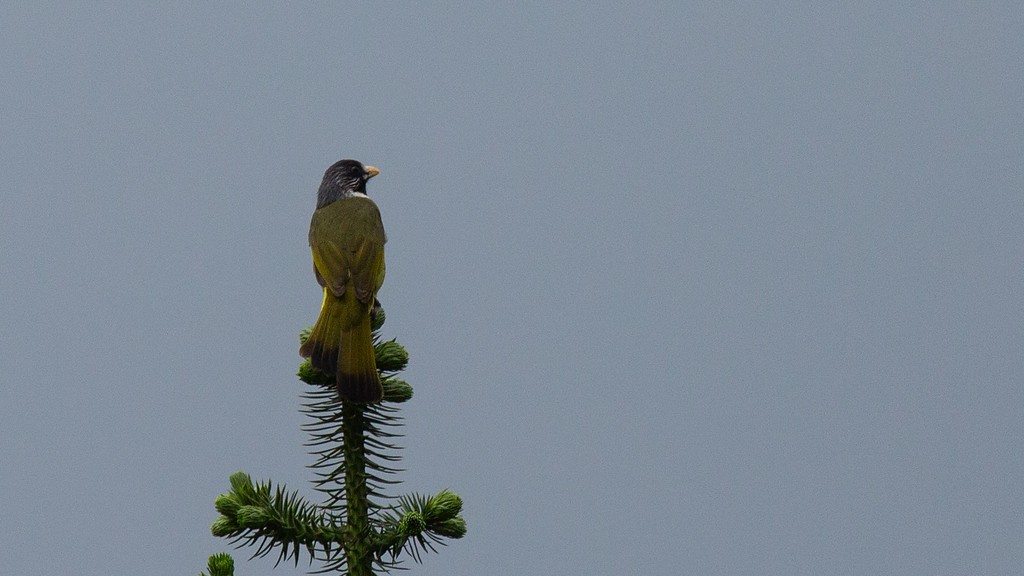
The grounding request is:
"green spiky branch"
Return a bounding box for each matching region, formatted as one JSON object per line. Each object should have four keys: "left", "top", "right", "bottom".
{"left": 203, "top": 310, "right": 466, "bottom": 575}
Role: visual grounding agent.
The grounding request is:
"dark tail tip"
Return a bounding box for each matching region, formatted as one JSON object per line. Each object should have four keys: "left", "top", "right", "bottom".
{"left": 337, "top": 371, "right": 383, "bottom": 403}
{"left": 301, "top": 339, "right": 339, "bottom": 376}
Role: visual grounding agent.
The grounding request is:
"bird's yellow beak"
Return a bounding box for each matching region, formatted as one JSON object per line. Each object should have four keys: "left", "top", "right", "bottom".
{"left": 364, "top": 165, "right": 380, "bottom": 179}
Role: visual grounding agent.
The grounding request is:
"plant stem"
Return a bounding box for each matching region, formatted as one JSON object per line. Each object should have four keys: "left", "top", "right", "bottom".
{"left": 342, "top": 402, "right": 373, "bottom": 576}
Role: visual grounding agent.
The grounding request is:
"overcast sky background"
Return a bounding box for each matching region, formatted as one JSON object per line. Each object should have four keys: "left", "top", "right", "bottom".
{"left": 2, "top": 3, "right": 1022, "bottom": 575}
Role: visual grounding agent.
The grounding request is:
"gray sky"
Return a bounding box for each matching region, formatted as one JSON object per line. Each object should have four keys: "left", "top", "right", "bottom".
{"left": 2, "top": 3, "right": 1022, "bottom": 575}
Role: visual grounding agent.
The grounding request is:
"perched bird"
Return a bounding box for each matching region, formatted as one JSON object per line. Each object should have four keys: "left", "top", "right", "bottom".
{"left": 299, "top": 159, "right": 386, "bottom": 403}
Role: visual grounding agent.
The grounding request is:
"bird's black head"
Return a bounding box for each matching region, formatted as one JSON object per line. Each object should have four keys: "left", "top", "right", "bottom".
{"left": 317, "top": 159, "right": 380, "bottom": 208}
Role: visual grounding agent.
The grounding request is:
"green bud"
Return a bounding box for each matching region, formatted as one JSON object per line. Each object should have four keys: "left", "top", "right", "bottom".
{"left": 399, "top": 510, "right": 426, "bottom": 535}
{"left": 297, "top": 360, "right": 333, "bottom": 386}
{"left": 236, "top": 505, "right": 270, "bottom": 527}
{"left": 374, "top": 339, "right": 409, "bottom": 372}
{"left": 382, "top": 378, "right": 413, "bottom": 403}
{"left": 206, "top": 552, "right": 235, "bottom": 576}
{"left": 432, "top": 517, "right": 467, "bottom": 539}
{"left": 210, "top": 517, "right": 238, "bottom": 537}
{"left": 228, "top": 472, "right": 254, "bottom": 499}
{"left": 214, "top": 493, "right": 240, "bottom": 516}
{"left": 371, "top": 306, "right": 386, "bottom": 330}
{"left": 298, "top": 327, "right": 312, "bottom": 345}
{"left": 427, "top": 490, "right": 463, "bottom": 521}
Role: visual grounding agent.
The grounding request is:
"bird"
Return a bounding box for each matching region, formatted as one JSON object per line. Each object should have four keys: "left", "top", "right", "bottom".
{"left": 299, "top": 159, "right": 386, "bottom": 403}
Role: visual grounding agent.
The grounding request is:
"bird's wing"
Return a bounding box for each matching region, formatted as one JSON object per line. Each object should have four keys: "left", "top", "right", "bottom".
{"left": 309, "top": 196, "right": 386, "bottom": 304}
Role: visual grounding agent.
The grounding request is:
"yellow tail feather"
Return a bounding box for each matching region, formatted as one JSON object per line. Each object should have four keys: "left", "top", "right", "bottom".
{"left": 300, "top": 288, "right": 382, "bottom": 403}
{"left": 338, "top": 312, "right": 382, "bottom": 403}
